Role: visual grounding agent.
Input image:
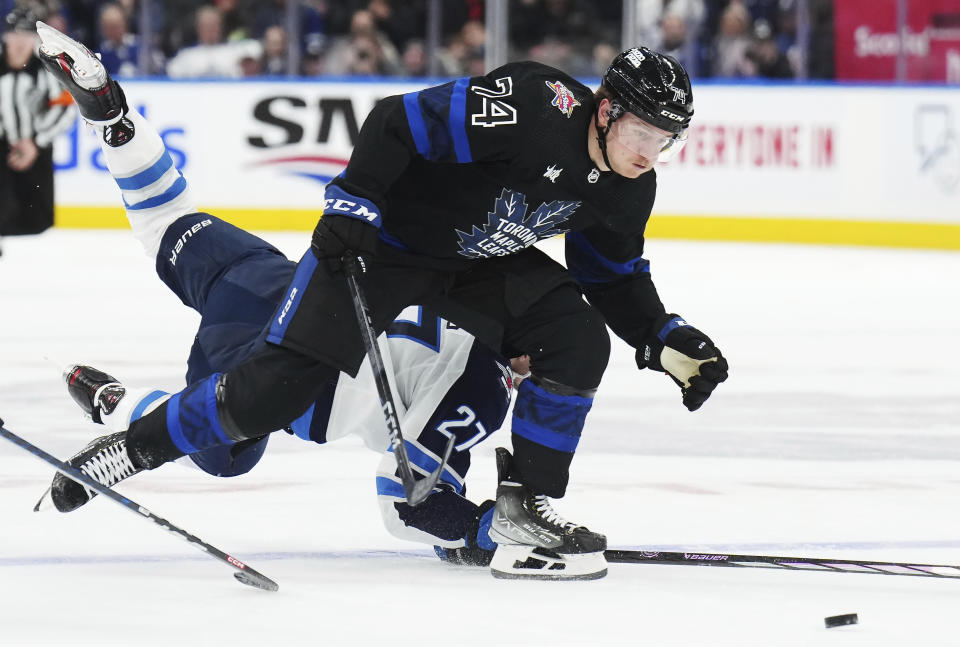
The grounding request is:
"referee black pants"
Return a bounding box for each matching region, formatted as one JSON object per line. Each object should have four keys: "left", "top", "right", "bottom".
{"left": 0, "top": 144, "right": 55, "bottom": 236}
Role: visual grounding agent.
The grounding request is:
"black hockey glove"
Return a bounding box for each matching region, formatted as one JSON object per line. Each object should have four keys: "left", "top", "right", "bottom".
{"left": 311, "top": 184, "right": 382, "bottom": 273}
{"left": 437, "top": 499, "right": 497, "bottom": 567}
{"left": 637, "top": 313, "right": 729, "bottom": 412}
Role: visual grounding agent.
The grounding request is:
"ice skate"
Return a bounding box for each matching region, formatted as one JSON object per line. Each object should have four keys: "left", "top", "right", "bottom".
{"left": 487, "top": 447, "right": 607, "bottom": 580}
{"left": 64, "top": 365, "right": 126, "bottom": 424}
{"left": 35, "top": 21, "right": 130, "bottom": 134}
{"left": 46, "top": 432, "right": 142, "bottom": 513}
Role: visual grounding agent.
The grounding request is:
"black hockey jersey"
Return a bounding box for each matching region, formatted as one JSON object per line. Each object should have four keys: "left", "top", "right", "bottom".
{"left": 332, "top": 60, "right": 667, "bottom": 348}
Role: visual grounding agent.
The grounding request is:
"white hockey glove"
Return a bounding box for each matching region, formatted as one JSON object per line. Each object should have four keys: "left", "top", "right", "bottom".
{"left": 637, "top": 313, "right": 729, "bottom": 412}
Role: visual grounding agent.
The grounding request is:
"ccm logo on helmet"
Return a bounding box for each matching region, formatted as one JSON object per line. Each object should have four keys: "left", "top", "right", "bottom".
{"left": 660, "top": 109, "right": 685, "bottom": 122}
{"left": 625, "top": 49, "right": 645, "bottom": 67}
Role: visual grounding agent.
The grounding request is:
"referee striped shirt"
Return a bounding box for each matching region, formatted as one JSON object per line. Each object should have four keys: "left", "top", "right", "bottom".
{"left": 0, "top": 42, "right": 75, "bottom": 149}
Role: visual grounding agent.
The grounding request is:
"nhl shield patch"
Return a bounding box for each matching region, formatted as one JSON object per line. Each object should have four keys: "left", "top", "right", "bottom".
{"left": 545, "top": 81, "right": 581, "bottom": 118}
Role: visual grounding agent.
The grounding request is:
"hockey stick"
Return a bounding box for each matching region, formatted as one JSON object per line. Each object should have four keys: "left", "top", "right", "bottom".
{"left": 342, "top": 254, "right": 454, "bottom": 506}
{"left": 604, "top": 549, "right": 960, "bottom": 579}
{"left": 0, "top": 419, "right": 279, "bottom": 592}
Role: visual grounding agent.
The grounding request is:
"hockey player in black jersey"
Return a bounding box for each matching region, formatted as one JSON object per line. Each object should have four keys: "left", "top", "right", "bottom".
{"left": 33, "top": 22, "right": 516, "bottom": 566}
{"left": 38, "top": 22, "right": 728, "bottom": 580}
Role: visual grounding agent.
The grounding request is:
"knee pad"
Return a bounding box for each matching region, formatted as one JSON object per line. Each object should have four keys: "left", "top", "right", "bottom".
{"left": 216, "top": 346, "right": 340, "bottom": 440}
{"left": 532, "top": 309, "right": 610, "bottom": 390}
{"left": 214, "top": 373, "right": 249, "bottom": 441}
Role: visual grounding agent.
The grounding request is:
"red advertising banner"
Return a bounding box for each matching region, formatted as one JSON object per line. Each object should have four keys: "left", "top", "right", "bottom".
{"left": 835, "top": 0, "right": 960, "bottom": 81}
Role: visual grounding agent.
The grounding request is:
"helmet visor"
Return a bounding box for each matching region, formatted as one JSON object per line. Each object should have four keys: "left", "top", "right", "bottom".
{"left": 609, "top": 114, "right": 687, "bottom": 163}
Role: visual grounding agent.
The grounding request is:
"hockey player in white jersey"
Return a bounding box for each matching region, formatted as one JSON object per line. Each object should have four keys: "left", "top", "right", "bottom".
{"left": 34, "top": 22, "right": 520, "bottom": 567}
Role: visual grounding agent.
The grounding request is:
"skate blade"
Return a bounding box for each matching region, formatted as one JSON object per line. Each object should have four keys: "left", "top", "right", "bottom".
{"left": 489, "top": 545, "right": 608, "bottom": 581}
{"left": 36, "top": 21, "right": 107, "bottom": 89}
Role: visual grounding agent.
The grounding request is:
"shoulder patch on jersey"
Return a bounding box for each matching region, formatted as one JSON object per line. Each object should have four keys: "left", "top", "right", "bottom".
{"left": 545, "top": 80, "right": 581, "bottom": 118}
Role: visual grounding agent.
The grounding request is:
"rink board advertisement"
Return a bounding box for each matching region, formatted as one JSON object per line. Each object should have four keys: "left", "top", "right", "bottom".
{"left": 834, "top": 0, "right": 960, "bottom": 82}
{"left": 53, "top": 79, "right": 960, "bottom": 248}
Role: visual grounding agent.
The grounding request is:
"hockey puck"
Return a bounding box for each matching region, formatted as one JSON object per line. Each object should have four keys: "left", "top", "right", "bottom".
{"left": 824, "top": 613, "right": 858, "bottom": 628}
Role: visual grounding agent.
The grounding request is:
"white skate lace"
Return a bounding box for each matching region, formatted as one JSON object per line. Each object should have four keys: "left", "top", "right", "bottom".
{"left": 533, "top": 494, "right": 579, "bottom": 531}
{"left": 78, "top": 440, "right": 137, "bottom": 494}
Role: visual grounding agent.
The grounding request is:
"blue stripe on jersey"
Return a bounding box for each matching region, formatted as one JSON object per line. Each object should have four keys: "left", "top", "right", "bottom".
{"left": 391, "top": 441, "right": 464, "bottom": 492}
{"left": 378, "top": 227, "right": 410, "bottom": 251}
{"left": 289, "top": 403, "right": 316, "bottom": 441}
{"left": 565, "top": 231, "right": 650, "bottom": 285}
{"left": 166, "top": 374, "right": 232, "bottom": 455}
{"left": 511, "top": 379, "right": 593, "bottom": 453}
{"left": 114, "top": 152, "right": 174, "bottom": 190}
{"left": 124, "top": 175, "right": 188, "bottom": 211}
{"left": 385, "top": 306, "right": 442, "bottom": 352}
{"left": 376, "top": 475, "right": 406, "bottom": 498}
{"left": 266, "top": 249, "right": 318, "bottom": 345}
{"left": 401, "top": 340, "right": 511, "bottom": 487}
{"left": 403, "top": 79, "right": 475, "bottom": 163}
{"left": 657, "top": 316, "right": 689, "bottom": 342}
{"left": 130, "top": 389, "right": 168, "bottom": 425}
{"left": 449, "top": 78, "right": 472, "bottom": 163}
{"left": 403, "top": 92, "right": 430, "bottom": 158}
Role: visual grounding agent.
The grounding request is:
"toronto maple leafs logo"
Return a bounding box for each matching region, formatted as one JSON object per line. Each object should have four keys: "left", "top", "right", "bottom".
{"left": 455, "top": 188, "right": 579, "bottom": 259}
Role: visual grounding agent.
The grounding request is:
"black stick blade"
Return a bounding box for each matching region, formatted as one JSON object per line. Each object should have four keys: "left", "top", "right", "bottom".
{"left": 234, "top": 570, "right": 280, "bottom": 592}
{"left": 405, "top": 436, "right": 456, "bottom": 506}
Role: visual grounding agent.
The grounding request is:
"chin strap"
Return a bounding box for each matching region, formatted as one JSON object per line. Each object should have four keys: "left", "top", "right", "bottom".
{"left": 594, "top": 100, "right": 625, "bottom": 172}
{"left": 593, "top": 111, "right": 613, "bottom": 172}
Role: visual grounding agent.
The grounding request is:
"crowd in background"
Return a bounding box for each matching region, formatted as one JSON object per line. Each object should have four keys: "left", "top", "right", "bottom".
{"left": 1, "top": 0, "right": 835, "bottom": 80}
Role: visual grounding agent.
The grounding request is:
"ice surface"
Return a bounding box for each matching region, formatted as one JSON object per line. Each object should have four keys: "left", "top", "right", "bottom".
{"left": 1, "top": 230, "right": 959, "bottom": 646}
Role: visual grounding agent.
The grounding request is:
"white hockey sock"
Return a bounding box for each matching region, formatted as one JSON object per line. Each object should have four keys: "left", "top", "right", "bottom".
{"left": 95, "top": 109, "right": 198, "bottom": 259}
{"left": 100, "top": 386, "right": 170, "bottom": 434}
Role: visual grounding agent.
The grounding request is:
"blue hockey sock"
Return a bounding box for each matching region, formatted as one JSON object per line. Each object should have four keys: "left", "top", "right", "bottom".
{"left": 511, "top": 379, "right": 593, "bottom": 454}
{"left": 509, "top": 379, "right": 594, "bottom": 497}
{"left": 164, "top": 373, "right": 235, "bottom": 455}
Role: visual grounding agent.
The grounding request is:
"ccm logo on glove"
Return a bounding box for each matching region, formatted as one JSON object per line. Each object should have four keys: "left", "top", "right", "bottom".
{"left": 312, "top": 184, "right": 383, "bottom": 273}
{"left": 321, "top": 184, "right": 382, "bottom": 227}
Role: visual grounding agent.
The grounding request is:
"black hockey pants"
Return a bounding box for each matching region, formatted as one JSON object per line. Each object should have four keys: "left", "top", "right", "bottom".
{"left": 130, "top": 243, "right": 610, "bottom": 496}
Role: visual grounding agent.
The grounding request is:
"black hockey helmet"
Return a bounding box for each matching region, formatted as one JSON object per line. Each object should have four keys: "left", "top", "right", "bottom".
{"left": 602, "top": 46, "right": 693, "bottom": 135}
